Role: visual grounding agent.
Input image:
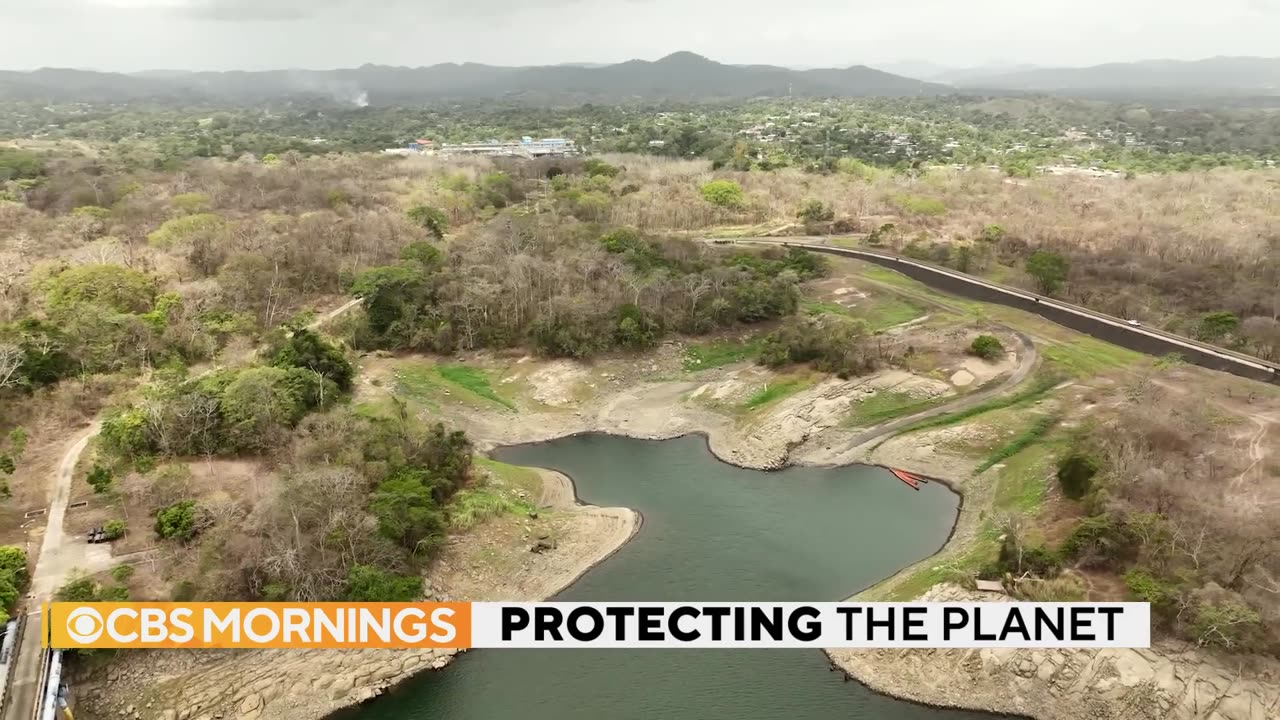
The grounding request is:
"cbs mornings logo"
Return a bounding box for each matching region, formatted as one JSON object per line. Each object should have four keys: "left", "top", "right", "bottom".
{"left": 46, "top": 602, "right": 471, "bottom": 649}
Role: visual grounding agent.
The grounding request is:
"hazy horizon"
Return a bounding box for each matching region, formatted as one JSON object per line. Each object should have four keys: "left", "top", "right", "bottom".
{"left": 1, "top": 0, "right": 1278, "bottom": 73}
{"left": 4, "top": 52, "right": 1278, "bottom": 76}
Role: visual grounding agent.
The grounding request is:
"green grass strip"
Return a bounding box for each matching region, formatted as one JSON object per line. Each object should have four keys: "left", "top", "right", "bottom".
{"left": 892, "top": 373, "right": 1060, "bottom": 436}
{"left": 437, "top": 364, "right": 516, "bottom": 411}
{"left": 849, "top": 391, "right": 947, "bottom": 426}
{"left": 974, "top": 414, "right": 1062, "bottom": 475}
{"left": 683, "top": 338, "right": 761, "bottom": 371}
{"left": 743, "top": 378, "right": 807, "bottom": 410}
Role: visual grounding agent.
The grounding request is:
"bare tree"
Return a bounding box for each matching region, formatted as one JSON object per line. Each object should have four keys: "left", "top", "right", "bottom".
{"left": 0, "top": 344, "right": 22, "bottom": 390}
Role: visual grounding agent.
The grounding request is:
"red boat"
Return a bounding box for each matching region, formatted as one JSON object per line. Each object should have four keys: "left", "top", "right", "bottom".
{"left": 889, "top": 468, "right": 922, "bottom": 490}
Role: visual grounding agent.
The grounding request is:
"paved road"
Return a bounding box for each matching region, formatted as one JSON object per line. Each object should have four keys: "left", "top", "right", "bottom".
{"left": 708, "top": 237, "right": 1279, "bottom": 383}
{"left": 1, "top": 614, "right": 40, "bottom": 720}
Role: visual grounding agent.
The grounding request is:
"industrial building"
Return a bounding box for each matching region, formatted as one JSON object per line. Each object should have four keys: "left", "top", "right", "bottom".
{"left": 440, "top": 137, "right": 578, "bottom": 158}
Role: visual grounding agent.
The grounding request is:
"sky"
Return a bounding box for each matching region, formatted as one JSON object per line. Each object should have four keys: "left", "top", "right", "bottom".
{"left": 0, "top": 0, "right": 1277, "bottom": 72}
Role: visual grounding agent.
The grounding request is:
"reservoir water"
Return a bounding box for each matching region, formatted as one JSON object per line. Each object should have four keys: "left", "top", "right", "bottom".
{"left": 341, "top": 433, "right": 1007, "bottom": 720}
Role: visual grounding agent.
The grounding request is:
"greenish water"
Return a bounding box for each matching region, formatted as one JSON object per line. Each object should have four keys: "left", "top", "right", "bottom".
{"left": 340, "top": 433, "right": 1007, "bottom": 720}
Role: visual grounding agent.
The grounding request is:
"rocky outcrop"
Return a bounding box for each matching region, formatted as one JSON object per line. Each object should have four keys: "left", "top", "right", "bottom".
{"left": 831, "top": 585, "right": 1280, "bottom": 720}
{"left": 78, "top": 646, "right": 458, "bottom": 720}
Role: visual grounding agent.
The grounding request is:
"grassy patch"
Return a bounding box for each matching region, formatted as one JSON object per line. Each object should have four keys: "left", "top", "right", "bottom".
{"left": 802, "top": 300, "right": 854, "bottom": 317}
{"left": 437, "top": 364, "right": 516, "bottom": 410}
{"left": 991, "top": 439, "right": 1061, "bottom": 516}
{"left": 683, "top": 338, "right": 761, "bottom": 371}
{"left": 848, "top": 391, "right": 947, "bottom": 426}
{"left": 803, "top": 295, "right": 924, "bottom": 331}
{"left": 1041, "top": 339, "right": 1142, "bottom": 377}
{"left": 449, "top": 486, "right": 534, "bottom": 530}
{"left": 393, "top": 363, "right": 444, "bottom": 410}
{"left": 861, "top": 296, "right": 926, "bottom": 329}
{"left": 867, "top": 539, "right": 997, "bottom": 602}
{"left": 829, "top": 236, "right": 864, "bottom": 249}
{"left": 474, "top": 456, "right": 542, "bottom": 497}
{"left": 974, "top": 414, "right": 1061, "bottom": 475}
{"left": 742, "top": 377, "right": 809, "bottom": 410}
{"left": 891, "top": 373, "right": 1060, "bottom": 436}
{"left": 858, "top": 264, "right": 928, "bottom": 290}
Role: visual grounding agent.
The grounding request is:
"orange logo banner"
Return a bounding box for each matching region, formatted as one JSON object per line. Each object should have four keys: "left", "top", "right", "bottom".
{"left": 46, "top": 602, "right": 472, "bottom": 649}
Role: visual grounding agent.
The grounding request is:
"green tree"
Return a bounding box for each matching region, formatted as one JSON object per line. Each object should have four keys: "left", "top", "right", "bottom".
{"left": 104, "top": 519, "right": 127, "bottom": 540}
{"left": 0, "top": 546, "right": 26, "bottom": 584}
{"left": 406, "top": 206, "right": 448, "bottom": 240}
{"left": 583, "top": 158, "right": 620, "bottom": 178}
{"left": 969, "top": 335, "right": 1005, "bottom": 360}
{"left": 55, "top": 574, "right": 99, "bottom": 602}
{"left": 44, "top": 264, "right": 157, "bottom": 315}
{"left": 1026, "top": 251, "right": 1070, "bottom": 295}
{"left": 346, "top": 565, "right": 422, "bottom": 602}
{"left": 86, "top": 464, "right": 114, "bottom": 494}
{"left": 154, "top": 500, "right": 199, "bottom": 541}
{"left": 979, "top": 224, "right": 1007, "bottom": 244}
{"left": 220, "top": 367, "right": 310, "bottom": 450}
{"left": 370, "top": 474, "right": 447, "bottom": 552}
{"left": 272, "top": 328, "right": 354, "bottom": 392}
{"left": 101, "top": 408, "right": 153, "bottom": 458}
{"left": 351, "top": 265, "right": 434, "bottom": 346}
{"left": 614, "top": 304, "right": 659, "bottom": 349}
{"left": 399, "top": 241, "right": 443, "bottom": 270}
{"left": 1195, "top": 311, "right": 1240, "bottom": 342}
{"left": 700, "top": 180, "right": 744, "bottom": 208}
{"left": 796, "top": 199, "right": 834, "bottom": 223}
{"left": 0, "top": 148, "right": 45, "bottom": 181}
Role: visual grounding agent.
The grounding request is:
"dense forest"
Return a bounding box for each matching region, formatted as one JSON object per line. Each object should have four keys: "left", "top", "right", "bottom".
{"left": 3, "top": 95, "right": 1278, "bottom": 177}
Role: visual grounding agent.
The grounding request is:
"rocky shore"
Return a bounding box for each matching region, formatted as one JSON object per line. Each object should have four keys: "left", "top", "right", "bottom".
{"left": 830, "top": 585, "right": 1280, "bottom": 720}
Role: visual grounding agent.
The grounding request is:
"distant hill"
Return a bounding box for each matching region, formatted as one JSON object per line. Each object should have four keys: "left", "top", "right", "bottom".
{"left": 871, "top": 61, "right": 1042, "bottom": 85}
{"left": 952, "top": 56, "right": 1280, "bottom": 95}
{"left": 0, "top": 52, "right": 949, "bottom": 104}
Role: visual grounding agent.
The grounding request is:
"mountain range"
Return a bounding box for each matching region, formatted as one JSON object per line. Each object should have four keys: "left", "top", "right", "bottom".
{"left": 0, "top": 52, "right": 948, "bottom": 105}
{"left": 3, "top": 52, "right": 1278, "bottom": 105}
{"left": 879, "top": 56, "right": 1280, "bottom": 96}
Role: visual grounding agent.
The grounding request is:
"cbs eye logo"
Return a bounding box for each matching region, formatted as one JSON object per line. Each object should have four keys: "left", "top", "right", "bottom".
{"left": 65, "top": 607, "right": 105, "bottom": 644}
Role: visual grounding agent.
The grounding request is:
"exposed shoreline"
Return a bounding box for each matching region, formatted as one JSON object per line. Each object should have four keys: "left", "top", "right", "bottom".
{"left": 75, "top": 365, "right": 1279, "bottom": 720}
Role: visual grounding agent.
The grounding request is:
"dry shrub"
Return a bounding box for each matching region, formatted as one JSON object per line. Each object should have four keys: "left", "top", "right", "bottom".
{"left": 1019, "top": 574, "right": 1087, "bottom": 601}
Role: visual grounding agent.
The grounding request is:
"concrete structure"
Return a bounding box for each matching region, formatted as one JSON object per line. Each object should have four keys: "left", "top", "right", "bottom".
{"left": 439, "top": 137, "right": 578, "bottom": 158}
{"left": 709, "top": 238, "right": 1280, "bottom": 385}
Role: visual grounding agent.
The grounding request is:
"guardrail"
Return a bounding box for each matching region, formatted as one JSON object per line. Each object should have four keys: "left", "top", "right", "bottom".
{"left": 0, "top": 619, "right": 18, "bottom": 713}
{"left": 721, "top": 238, "right": 1279, "bottom": 384}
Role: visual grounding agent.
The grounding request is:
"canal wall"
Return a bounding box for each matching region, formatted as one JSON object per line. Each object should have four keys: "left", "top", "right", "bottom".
{"left": 768, "top": 241, "right": 1279, "bottom": 385}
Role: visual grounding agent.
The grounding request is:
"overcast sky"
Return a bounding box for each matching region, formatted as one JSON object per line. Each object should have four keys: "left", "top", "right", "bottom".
{"left": 1, "top": 0, "right": 1277, "bottom": 72}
